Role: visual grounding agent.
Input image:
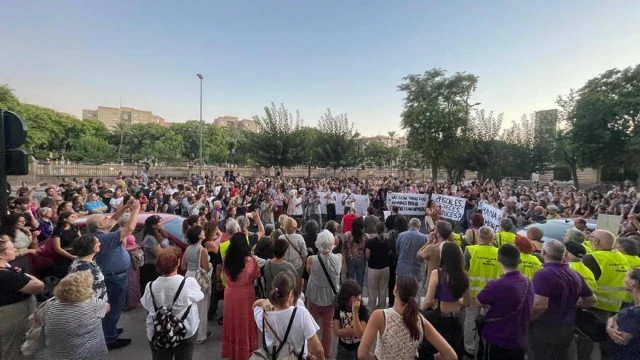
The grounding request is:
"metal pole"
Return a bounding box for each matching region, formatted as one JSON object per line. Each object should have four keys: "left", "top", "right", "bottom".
{"left": 199, "top": 77, "right": 203, "bottom": 176}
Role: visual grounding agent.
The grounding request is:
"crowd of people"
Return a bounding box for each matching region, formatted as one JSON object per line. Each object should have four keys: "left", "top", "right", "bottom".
{"left": 0, "top": 170, "right": 639, "bottom": 360}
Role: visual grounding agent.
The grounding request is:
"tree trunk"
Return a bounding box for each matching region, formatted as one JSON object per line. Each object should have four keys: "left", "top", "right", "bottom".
{"left": 431, "top": 161, "right": 439, "bottom": 183}
{"left": 118, "top": 130, "right": 124, "bottom": 154}
{"left": 571, "top": 164, "right": 579, "bottom": 189}
{"left": 307, "top": 162, "right": 311, "bottom": 178}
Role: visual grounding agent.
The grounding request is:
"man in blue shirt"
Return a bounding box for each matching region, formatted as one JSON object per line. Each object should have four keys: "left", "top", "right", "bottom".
{"left": 87, "top": 199, "right": 140, "bottom": 350}
{"left": 476, "top": 244, "right": 534, "bottom": 360}
{"left": 396, "top": 218, "right": 427, "bottom": 300}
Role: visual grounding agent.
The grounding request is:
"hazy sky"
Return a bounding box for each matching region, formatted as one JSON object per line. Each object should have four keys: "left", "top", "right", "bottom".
{"left": 1, "top": 1, "right": 639, "bottom": 136}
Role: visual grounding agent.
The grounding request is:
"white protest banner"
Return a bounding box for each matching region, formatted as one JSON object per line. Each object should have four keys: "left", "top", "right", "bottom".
{"left": 316, "top": 192, "right": 370, "bottom": 216}
{"left": 383, "top": 211, "right": 391, "bottom": 220}
{"left": 479, "top": 203, "right": 503, "bottom": 232}
{"left": 386, "top": 192, "right": 427, "bottom": 216}
{"left": 431, "top": 194, "right": 466, "bottom": 221}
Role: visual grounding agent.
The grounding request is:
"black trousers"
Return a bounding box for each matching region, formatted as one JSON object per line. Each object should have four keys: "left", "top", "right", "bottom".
{"left": 140, "top": 263, "right": 159, "bottom": 291}
{"left": 478, "top": 338, "right": 524, "bottom": 360}
{"left": 326, "top": 203, "right": 337, "bottom": 221}
{"left": 388, "top": 262, "right": 397, "bottom": 306}
{"left": 150, "top": 336, "right": 194, "bottom": 360}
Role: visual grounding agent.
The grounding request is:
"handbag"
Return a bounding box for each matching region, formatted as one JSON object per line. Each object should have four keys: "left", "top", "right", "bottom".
{"left": 22, "top": 297, "right": 54, "bottom": 356}
{"left": 418, "top": 270, "right": 442, "bottom": 358}
{"left": 194, "top": 247, "right": 212, "bottom": 292}
{"left": 317, "top": 254, "right": 337, "bottom": 296}
{"left": 130, "top": 248, "right": 144, "bottom": 269}
{"left": 475, "top": 281, "right": 530, "bottom": 336}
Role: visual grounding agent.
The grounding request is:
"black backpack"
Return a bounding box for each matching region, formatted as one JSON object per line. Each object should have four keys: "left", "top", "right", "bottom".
{"left": 149, "top": 278, "right": 192, "bottom": 350}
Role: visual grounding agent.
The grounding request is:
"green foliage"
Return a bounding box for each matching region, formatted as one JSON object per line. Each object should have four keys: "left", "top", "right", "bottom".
{"left": 68, "top": 136, "right": 116, "bottom": 164}
{"left": 398, "top": 68, "right": 479, "bottom": 181}
{"left": 570, "top": 64, "right": 640, "bottom": 181}
{"left": 363, "top": 142, "right": 399, "bottom": 168}
{"left": 315, "top": 109, "right": 359, "bottom": 170}
{"left": 251, "top": 102, "right": 304, "bottom": 170}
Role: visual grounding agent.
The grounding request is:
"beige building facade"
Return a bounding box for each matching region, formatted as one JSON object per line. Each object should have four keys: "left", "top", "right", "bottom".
{"left": 82, "top": 106, "right": 167, "bottom": 130}
{"left": 213, "top": 116, "right": 259, "bottom": 132}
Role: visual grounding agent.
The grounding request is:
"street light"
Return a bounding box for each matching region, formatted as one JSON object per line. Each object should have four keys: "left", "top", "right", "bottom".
{"left": 197, "top": 73, "right": 204, "bottom": 176}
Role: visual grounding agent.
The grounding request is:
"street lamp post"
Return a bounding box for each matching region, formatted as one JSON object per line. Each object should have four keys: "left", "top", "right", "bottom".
{"left": 197, "top": 74, "right": 204, "bottom": 176}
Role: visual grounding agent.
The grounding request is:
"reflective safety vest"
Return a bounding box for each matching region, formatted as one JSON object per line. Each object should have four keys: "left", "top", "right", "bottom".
{"left": 620, "top": 253, "right": 640, "bottom": 303}
{"left": 592, "top": 251, "right": 631, "bottom": 312}
{"left": 569, "top": 261, "right": 598, "bottom": 291}
{"left": 467, "top": 245, "right": 502, "bottom": 297}
{"left": 583, "top": 241, "right": 594, "bottom": 254}
{"left": 451, "top": 233, "right": 463, "bottom": 248}
{"left": 496, "top": 231, "right": 516, "bottom": 247}
{"left": 518, "top": 253, "right": 542, "bottom": 279}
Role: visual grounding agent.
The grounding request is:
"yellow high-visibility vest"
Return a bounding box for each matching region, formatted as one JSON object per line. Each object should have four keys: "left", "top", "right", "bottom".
{"left": 569, "top": 261, "right": 598, "bottom": 291}
{"left": 451, "top": 233, "right": 463, "bottom": 248}
{"left": 583, "top": 241, "right": 594, "bottom": 254}
{"left": 518, "top": 253, "right": 542, "bottom": 279}
{"left": 591, "top": 251, "right": 631, "bottom": 312}
{"left": 496, "top": 232, "right": 516, "bottom": 247}
{"left": 467, "top": 245, "right": 502, "bottom": 297}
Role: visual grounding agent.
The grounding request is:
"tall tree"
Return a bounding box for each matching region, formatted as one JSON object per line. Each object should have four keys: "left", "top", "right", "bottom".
{"left": 398, "top": 69, "right": 479, "bottom": 181}
{"left": 570, "top": 64, "right": 640, "bottom": 181}
{"left": 556, "top": 89, "right": 581, "bottom": 188}
{"left": 315, "top": 109, "right": 359, "bottom": 173}
{"left": 252, "top": 103, "right": 304, "bottom": 172}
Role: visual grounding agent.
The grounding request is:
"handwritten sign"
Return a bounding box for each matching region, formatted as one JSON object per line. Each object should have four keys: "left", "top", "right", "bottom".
{"left": 386, "top": 193, "right": 427, "bottom": 215}
{"left": 432, "top": 194, "right": 466, "bottom": 221}
{"left": 596, "top": 214, "right": 621, "bottom": 236}
{"left": 479, "top": 203, "right": 503, "bottom": 232}
{"left": 385, "top": 193, "right": 466, "bottom": 221}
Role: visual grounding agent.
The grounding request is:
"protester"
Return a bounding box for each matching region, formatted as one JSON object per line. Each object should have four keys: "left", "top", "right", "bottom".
{"left": 69, "top": 234, "right": 108, "bottom": 300}
{"left": 141, "top": 247, "right": 204, "bottom": 360}
{"left": 418, "top": 220, "right": 452, "bottom": 285}
{"left": 529, "top": 239, "right": 596, "bottom": 360}
{"left": 263, "top": 239, "right": 298, "bottom": 293}
{"left": 306, "top": 229, "right": 342, "bottom": 358}
{"left": 386, "top": 214, "right": 408, "bottom": 306}
{"left": 50, "top": 211, "right": 80, "bottom": 277}
{"left": 357, "top": 274, "right": 456, "bottom": 360}
{"left": 182, "top": 226, "right": 213, "bottom": 344}
{"left": 36, "top": 271, "right": 109, "bottom": 360}
{"left": 0, "top": 235, "right": 44, "bottom": 360}
{"left": 422, "top": 241, "right": 470, "bottom": 357}
{"left": 222, "top": 233, "right": 261, "bottom": 359}
{"left": 140, "top": 215, "right": 170, "bottom": 292}
{"left": 476, "top": 244, "right": 534, "bottom": 360}
{"left": 463, "top": 213, "right": 484, "bottom": 246}
{"left": 563, "top": 241, "right": 598, "bottom": 291}
{"left": 333, "top": 280, "right": 369, "bottom": 360}
{"left": 495, "top": 218, "right": 516, "bottom": 246}
{"left": 396, "top": 218, "right": 428, "bottom": 300}
{"left": 279, "top": 217, "right": 307, "bottom": 276}
{"left": 514, "top": 236, "right": 541, "bottom": 279}
{"left": 87, "top": 199, "right": 140, "bottom": 350}
{"left": 365, "top": 222, "right": 391, "bottom": 311}
{"left": 463, "top": 226, "right": 502, "bottom": 356}
{"left": 343, "top": 217, "right": 369, "bottom": 287}
{"left": 605, "top": 268, "right": 640, "bottom": 358}
{"left": 252, "top": 272, "right": 325, "bottom": 360}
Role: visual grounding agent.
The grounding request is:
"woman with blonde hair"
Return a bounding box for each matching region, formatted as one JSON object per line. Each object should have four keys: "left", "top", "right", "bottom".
{"left": 279, "top": 217, "right": 307, "bottom": 276}
{"left": 36, "top": 271, "right": 110, "bottom": 359}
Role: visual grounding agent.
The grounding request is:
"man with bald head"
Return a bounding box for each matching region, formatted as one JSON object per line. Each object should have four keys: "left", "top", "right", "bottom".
{"left": 529, "top": 239, "right": 595, "bottom": 359}
{"left": 87, "top": 199, "right": 141, "bottom": 350}
{"left": 577, "top": 229, "right": 631, "bottom": 358}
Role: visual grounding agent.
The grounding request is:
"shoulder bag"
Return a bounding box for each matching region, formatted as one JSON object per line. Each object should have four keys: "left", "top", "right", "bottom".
{"left": 317, "top": 254, "right": 338, "bottom": 296}
{"left": 195, "top": 247, "right": 212, "bottom": 292}
{"left": 284, "top": 234, "right": 304, "bottom": 263}
{"left": 418, "top": 269, "right": 442, "bottom": 358}
{"left": 22, "top": 297, "right": 54, "bottom": 356}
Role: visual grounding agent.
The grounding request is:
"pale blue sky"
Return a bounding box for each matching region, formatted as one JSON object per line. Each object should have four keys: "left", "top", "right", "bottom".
{"left": 1, "top": 0, "right": 639, "bottom": 136}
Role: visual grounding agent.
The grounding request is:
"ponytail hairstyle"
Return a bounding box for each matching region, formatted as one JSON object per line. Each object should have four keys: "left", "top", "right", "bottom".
{"left": 268, "top": 271, "right": 297, "bottom": 307}
{"left": 395, "top": 274, "right": 420, "bottom": 341}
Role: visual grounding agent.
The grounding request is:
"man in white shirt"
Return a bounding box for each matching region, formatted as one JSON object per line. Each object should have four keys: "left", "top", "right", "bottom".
{"left": 324, "top": 188, "right": 337, "bottom": 221}
{"left": 343, "top": 189, "right": 356, "bottom": 215}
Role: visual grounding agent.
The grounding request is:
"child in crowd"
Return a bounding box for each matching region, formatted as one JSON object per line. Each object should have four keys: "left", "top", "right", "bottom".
{"left": 333, "top": 281, "right": 369, "bottom": 360}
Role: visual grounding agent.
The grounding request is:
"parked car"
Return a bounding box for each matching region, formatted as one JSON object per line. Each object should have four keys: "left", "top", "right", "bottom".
{"left": 517, "top": 218, "right": 597, "bottom": 243}
{"left": 74, "top": 213, "right": 188, "bottom": 249}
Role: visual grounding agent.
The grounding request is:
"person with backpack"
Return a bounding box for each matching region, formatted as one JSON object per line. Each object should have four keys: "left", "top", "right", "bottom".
{"left": 141, "top": 248, "right": 204, "bottom": 360}
{"left": 252, "top": 272, "right": 325, "bottom": 360}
